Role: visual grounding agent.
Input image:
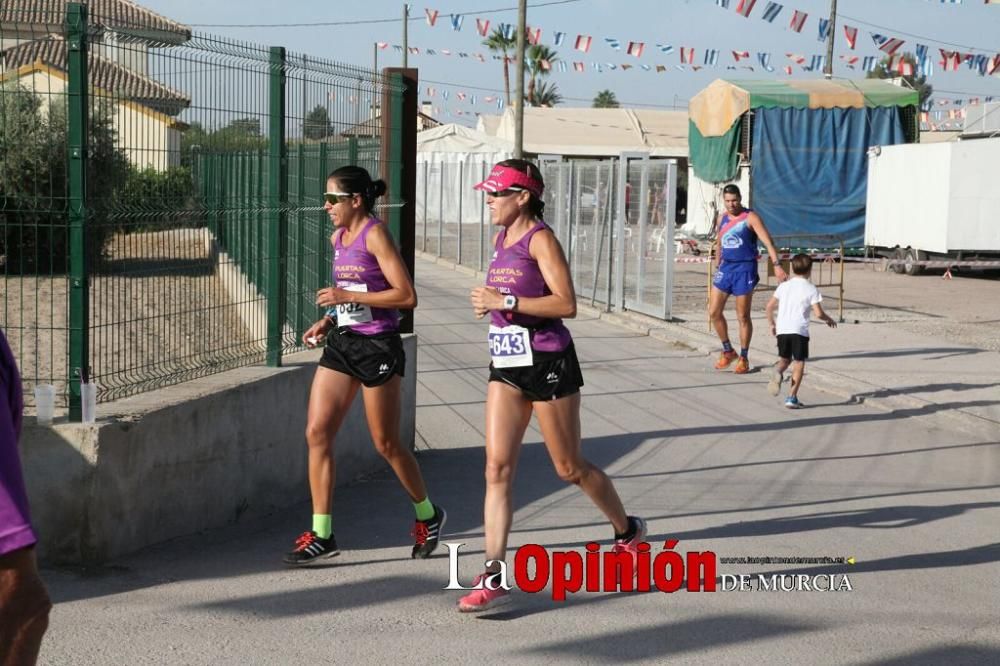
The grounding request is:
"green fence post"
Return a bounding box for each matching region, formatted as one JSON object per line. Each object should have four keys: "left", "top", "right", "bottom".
{"left": 385, "top": 73, "right": 405, "bottom": 245}
{"left": 66, "top": 3, "right": 89, "bottom": 421}
{"left": 266, "top": 47, "right": 288, "bottom": 366}
{"left": 316, "top": 142, "right": 328, "bottom": 295}
{"left": 295, "top": 143, "right": 306, "bottom": 335}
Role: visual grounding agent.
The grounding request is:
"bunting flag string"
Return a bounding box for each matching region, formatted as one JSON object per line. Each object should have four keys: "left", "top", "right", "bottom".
{"left": 402, "top": 4, "right": 1000, "bottom": 87}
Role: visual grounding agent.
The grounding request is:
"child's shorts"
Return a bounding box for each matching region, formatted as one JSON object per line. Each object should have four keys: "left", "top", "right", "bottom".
{"left": 777, "top": 334, "right": 809, "bottom": 361}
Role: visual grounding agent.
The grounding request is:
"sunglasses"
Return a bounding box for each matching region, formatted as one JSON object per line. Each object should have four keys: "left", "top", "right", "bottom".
{"left": 485, "top": 188, "right": 524, "bottom": 198}
{"left": 323, "top": 192, "right": 356, "bottom": 205}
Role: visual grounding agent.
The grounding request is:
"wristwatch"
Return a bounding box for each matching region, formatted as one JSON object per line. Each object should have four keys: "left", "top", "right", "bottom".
{"left": 502, "top": 294, "right": 518, "bottom": 311}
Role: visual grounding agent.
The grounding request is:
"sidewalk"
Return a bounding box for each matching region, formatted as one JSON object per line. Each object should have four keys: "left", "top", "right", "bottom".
{"left": 36, "top": 255, "right": 1000, "bottom": 665}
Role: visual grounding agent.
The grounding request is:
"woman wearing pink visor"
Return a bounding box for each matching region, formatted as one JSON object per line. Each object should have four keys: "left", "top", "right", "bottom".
{"left": 460, "top": 159, "right": 646, "bottom": 612}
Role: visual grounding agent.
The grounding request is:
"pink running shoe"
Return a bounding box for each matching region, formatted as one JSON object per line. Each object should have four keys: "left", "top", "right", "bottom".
{"left": 457, "top": 572, "right": 511, "bottom": 613}
{"left": 611, "top": 516, "right": 648, "bottom": 578}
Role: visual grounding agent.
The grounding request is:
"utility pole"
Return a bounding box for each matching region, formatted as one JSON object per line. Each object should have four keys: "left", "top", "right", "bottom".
{"left": 402, "top": 3, "right": 409, "bottom": 68}
{"left": 824, "top": 0, "right": 837, "bottom": 79}
{"left": 514, "top": 0, "right": 527, "bottom": 158}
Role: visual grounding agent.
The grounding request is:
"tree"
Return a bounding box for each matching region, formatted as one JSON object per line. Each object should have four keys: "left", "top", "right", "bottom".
{"left": 303, "top": 104, "right": 333, "bottom": 140}
{"left": 592, "top": 89, "right": 620, "bottom": 108}
{"left": 866, "top": 52, "right": 933, "bottom": 108}
{"left": 0, "top": 87, "right": 129, "bottom": 272}
{"left": 532, "top": 81, "right": 563, "bottom": 107}
{"left": 526, "top": 44, "right": 559, "bottom": 107}
{"left": 482, "top": 28, "right": 517, "bottom": 107}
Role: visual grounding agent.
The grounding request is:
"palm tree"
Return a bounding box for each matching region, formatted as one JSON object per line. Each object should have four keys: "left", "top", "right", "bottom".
{"left": 526, "top": 44, "right": 559, "bottom": 107}
{"left": 482, "top": 28, "right": 517, "bottom": 106}
{"left": 592, "top": 89, "right": 620, "bottom": 108}
{"left": 532, "top": 81, "right": 564, "bottom": 107}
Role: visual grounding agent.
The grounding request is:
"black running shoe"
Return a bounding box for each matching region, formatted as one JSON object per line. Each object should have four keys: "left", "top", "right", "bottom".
{"left": 411, "top": 505, "right": 447, "bottom": 559}
{"left": 283, "top": 530, "right": 339, "bottom": 565}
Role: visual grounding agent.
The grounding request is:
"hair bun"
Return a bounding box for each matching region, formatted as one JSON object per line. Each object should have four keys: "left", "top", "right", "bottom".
{"left": 369, "top": 180, "right": 387, "bottom": 198}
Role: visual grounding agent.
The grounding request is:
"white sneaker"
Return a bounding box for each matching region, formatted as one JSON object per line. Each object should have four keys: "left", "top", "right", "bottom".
{"left": 767, "top": 368, "right": 784, "bottom": 396}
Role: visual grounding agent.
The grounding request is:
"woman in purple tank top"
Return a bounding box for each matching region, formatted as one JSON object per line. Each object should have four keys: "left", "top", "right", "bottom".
{"left": 457, "top": 160, "right": 646, "bottom": 612}
{"left": 284, "top": 167, "right": 445, "bottom": 565}
{"left": 0, "top": 328, "right": 51, "bottom": 660}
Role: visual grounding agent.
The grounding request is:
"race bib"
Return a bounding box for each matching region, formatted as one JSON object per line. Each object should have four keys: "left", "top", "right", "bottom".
{"left": 488, "top": 324, "right": 533, "bottom": 368}
{"left": 337, "top": 283, "right": 373, "bottom": 326}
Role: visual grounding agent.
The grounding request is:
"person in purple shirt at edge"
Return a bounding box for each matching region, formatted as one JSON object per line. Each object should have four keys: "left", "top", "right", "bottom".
{"left": 0, "top": 328, "right": 51, "bottom": 662}
{"left": 283, "top": 166, "right": 445, "bottom": 566}
{"left": 460, "top": 160, "right": 647, "bottom": 612}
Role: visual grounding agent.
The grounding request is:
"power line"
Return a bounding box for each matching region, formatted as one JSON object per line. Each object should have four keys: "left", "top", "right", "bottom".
{"left": 189, "top": 0, "right": 586, "bottom": 28}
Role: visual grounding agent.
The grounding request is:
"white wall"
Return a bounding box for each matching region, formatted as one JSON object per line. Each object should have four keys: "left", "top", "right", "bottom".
{"left": 865, "top": 143, "right": 951, "bottom": 253}
{"left": 865, "top": 139, "right": 1000, "bottom": 253}
{"left": 946, "top": 139, "right": 1000, "bottom": 252}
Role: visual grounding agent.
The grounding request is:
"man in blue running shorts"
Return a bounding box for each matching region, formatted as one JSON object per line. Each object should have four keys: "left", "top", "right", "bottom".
{"left": 709, "top": 185, "right": 786, "bottom": 374}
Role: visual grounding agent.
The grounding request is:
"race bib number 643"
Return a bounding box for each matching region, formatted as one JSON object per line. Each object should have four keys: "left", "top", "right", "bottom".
{"left": 488, "top": 324, "right": 533, "bottom": 368}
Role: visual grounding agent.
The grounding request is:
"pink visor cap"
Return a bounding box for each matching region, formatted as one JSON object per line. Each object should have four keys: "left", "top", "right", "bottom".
{"left": 473, "top": 165, "right": 544, "bottom": 198}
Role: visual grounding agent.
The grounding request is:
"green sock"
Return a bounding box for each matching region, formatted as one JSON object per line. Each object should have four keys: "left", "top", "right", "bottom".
{"left": 312, "top": 514, "right": 332, "bottom": 539}
{"left": 413, "top": 497, "right": 435, "bottom": 521}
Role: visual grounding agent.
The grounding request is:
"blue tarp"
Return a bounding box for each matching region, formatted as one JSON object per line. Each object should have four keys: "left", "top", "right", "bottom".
{"left": 750, "top": 106, "right": 907, "bottom": 248}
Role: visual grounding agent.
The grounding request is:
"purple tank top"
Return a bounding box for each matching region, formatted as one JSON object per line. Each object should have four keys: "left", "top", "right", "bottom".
{"left": 0, "top": 329, "right": 37, "bottom": 556}
{"left": 332, "top": 217, "right": 400, "bottom": 335}
{"left": 487, "top": 223, "right": 572, "bottom": 352}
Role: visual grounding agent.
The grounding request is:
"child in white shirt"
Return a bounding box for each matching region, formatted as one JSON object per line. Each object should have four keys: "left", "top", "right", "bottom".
{"left": 764, "top": 254, "right": 837, "bottom": 408}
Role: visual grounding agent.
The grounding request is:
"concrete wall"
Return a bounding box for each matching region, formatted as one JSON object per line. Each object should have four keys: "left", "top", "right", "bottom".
{"left": 20, "top": 338, "right": 417, "bottom": 564}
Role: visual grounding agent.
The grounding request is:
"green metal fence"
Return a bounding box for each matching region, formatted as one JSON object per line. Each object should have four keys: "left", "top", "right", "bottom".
{"left": 0, "top": 3, "right": 404, "bottom": 418}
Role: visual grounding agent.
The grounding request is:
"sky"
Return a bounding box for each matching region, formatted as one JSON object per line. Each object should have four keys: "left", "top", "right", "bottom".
{"left": 139, "top": 0, "right": 1000, "bottom": 125}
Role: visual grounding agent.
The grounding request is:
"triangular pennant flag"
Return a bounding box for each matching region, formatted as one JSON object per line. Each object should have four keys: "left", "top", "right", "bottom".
{"left": 735, "top": 0, "right": 757, "bottom": 17}
{"left": 605, "top": 37, "right": 621, "bottom": 50}
{"left": 377, "top": 42, "right": 389, "bottom": 50}
{"left": 554, "top": 31, "right": 566, "bottom": 46}
{"left": 704, "top": 49, "right": 719, "bottom": 66}
{"left": 575, "top": 35, "right": 592, "bottom": 52}
{"left": 843, "top": 25, "right": 857, "bottom": 50}
{"left": 761, "top": 1, "right": 783, "bottom": 23}
{"left": 871, "top": 33, "right": 904, "bottom": 55}
{"left": 758, "top": 52, "right": 774, "bottom": 71}
{"left": 527, "top": 27, "right": 542, "bottom": 45}
{"left": 425, "top": 9, "right": 439, "bottom": 26}
{"left": 732, "top": 50, "right": 750, "bottom": 62}
{"left": 626, "top": 41, "right": 645, "bottom": 57}
{"left": 573, "top": 61, "right": 585, "bottom": 72}
{"left": 476, "top": 19, "right": 490, "bottom": 37}
{"left": 656, "top": 64, "right": 667, "bottom": 72}
{"left": 679, "top": 47, "right": 695, "bottom": 64}
{"left": 817, "top": 18, "right": 830, "bottom": 42}
{"left": 789, "top": 9, "right": 807, "bottom": 32}
{"left": 499, "top": 23, "right": 515, "bottom": 40}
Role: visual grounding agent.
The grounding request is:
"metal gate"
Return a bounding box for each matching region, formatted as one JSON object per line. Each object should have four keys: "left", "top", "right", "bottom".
{"left": 541, "top": 154, "right": 677, "bottom": 320}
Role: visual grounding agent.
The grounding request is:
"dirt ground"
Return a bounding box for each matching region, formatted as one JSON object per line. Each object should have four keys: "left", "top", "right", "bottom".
{"left": 3, "top": 229, "right": 261, "bottom": 408}
{"left": 671, "top": 260, "right": 1000, "bottom": 352}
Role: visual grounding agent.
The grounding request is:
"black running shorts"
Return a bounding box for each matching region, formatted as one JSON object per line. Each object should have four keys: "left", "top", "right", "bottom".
{"left": 776, "top": 333, "right": 810, "bottom": 362}
{"left": 489, "top": 343, "right": 584, "bottom": 402}
{"left": 319, "top": 329, "right": 405, "bottom": 387}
